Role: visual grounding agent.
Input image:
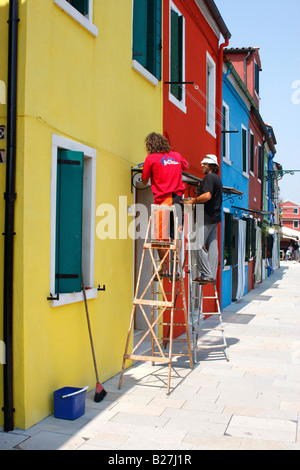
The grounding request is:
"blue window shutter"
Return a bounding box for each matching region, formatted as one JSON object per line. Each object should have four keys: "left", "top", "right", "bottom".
{"left": 68, "top": 0, "right": 89, "bottom": 15}
{"left": 55, "top": 149, "right": 84, "bottom": 294}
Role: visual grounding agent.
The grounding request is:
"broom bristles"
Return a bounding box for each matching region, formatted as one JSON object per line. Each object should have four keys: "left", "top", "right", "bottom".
{"left": 94, "top": 382, "right": 107, "bottom": 402}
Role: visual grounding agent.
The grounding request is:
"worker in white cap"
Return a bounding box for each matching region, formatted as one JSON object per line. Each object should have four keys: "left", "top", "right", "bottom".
{"left": 186, "top": 154, "right": 223, "bottom": 283}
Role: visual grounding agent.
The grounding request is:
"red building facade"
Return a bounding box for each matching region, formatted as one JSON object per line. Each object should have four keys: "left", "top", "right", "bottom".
{"left": 161, "top": 0, "right": 230, "bottom": 335}
{"left": 281, "top": 200, "right": 300, "bottom": 232}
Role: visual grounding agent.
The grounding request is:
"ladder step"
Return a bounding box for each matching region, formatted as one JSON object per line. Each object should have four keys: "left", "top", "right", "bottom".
{"left": 134, "top": 299, "right": 173, "bottom": 308}
{"left": 158, "top": 337, "right": 189, "bottom": 342}
{"left": 125, "top": 354, "right": 169, "bottom": 363}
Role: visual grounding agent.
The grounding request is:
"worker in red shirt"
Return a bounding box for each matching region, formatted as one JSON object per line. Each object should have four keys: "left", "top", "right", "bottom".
{"left": 142, "top": 132, "right": 189, "bottom": 277}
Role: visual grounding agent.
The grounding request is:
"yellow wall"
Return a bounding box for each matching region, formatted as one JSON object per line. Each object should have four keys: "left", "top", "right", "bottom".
{"left": 0, "top": 0, "right": 162, "bottom": 429}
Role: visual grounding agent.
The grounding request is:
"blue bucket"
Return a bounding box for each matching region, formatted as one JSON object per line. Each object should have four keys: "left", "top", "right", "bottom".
{"left": 53, "top": 386, "right": 88, "bottom": 420}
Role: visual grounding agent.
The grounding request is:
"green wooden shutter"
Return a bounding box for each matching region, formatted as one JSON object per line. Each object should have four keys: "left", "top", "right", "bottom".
{"left": 133, "top": 0, "right": 148, "bottom": 69}
{"left": 56, "top": 149, "right": 84, "bottom": 294}
{"left": 147, "top": 0, "right": 162, "bottom": 80}
{"left": 68, "top": 0, "right": 89, "bottom": 15}
{"left": 171, "top": 9, "right": 183, "bottom": 100}
{"left": 133, "top": 0, "right": 161, "bottom": 80}
{"left": 224, "top": 213, "right": 233, "bottom": 266}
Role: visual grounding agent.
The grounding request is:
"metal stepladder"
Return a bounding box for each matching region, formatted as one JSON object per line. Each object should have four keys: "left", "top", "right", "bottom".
{"left": 118, "top": 204, "right": 193, "bottom": 394}
{"left": 186, "top": 206, "right": 229, "bottom": 364}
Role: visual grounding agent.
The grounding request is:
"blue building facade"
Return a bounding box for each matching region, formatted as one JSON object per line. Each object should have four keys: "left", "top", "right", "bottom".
{"left": 220, "top": 61, "right": 251, "bottom": 309}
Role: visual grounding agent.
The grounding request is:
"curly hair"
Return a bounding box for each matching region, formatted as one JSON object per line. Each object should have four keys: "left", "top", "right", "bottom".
{"left": 145, "top": 132, "right": 171, "bottom": 154}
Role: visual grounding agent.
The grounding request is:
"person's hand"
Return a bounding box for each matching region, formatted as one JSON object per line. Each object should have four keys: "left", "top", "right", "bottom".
{"left": 185, "top": 198, "right": 195, "bottom": 205}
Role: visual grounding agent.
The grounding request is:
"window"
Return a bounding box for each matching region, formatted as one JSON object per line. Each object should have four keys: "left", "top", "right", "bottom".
{"left": 54, "top": 0, "right": 98, "bottom": 36}
{"left": 50, "top": 135, "right": 97, "bottom": 306}
{"left": 223, "top": 212, "right": 233, "bottom": 266}
{"left": 293, "top": 208, "right": 299, "bottom": 214}
{"left": 222, "top": 102, "right": 230, "bottom": 161}
{"left": 132, "top": 0, "right": 162, "bottom": 82}
{"left": 254, "top": 61, "right": 260, "bottom": 95}
{"left": 169, "top": 2, "right": 186, "bottom": 112}
{"left": 294, "top": 221, "right": 299, "bottom": 229}
{"left": 242, "top": 125, "right": 248, "bottom": 174}
{"left": 249, "top": 131, "right": 254, "bottom": 173}
{"left": 245, "top": 217, "right": 256, "bottom": 261}
{"left": 206, "top": 52, "right": 216, "bottom": 136}
{"left": 257, "top": 143, "right": 262, "bottom": 180}
{"left": 67, "top": 0, "right": 88, "bottom": 15}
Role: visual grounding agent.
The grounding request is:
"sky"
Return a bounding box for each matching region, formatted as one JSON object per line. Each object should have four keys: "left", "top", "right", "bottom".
{"left": 216, "top": 0, "right": 300, "bottom": 204}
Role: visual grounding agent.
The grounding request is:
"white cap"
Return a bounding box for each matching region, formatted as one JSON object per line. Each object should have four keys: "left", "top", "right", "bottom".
{"left": 201, "top": 154, "right": 219, "bottom": 166}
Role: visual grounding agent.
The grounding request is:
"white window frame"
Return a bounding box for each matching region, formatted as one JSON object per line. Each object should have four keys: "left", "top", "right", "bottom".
{"left": 254, "top": 59, "right": 259, "bottom": 99}
{"left": 50, "top": 134, "right": 97, "bottom": 307}
{"left": 206, "top": 51, "right": 216, "bottom": 138}
{"left": 222, "top": 101, "right": 230, "bottom": 164}
{"left": 249, "top": 129, "right": 254, "bottom": 176}
{"left": 294, "top": 221, "right": 299, "bottom": 229}
{"left": 241, "top": 124, "right": 249, "bottom": 177}
{"left": 169, "top": 1, "right": 186, "bottom": 113}
{"left": 54, "top": 0, "right": 98, "bottom": 37}
{"left": 257, "top": 142, "right": 262, "bottom": 183}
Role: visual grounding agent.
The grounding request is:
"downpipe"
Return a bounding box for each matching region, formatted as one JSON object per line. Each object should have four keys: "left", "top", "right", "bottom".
{"left": 3, "top": 0, "right": 19, "bottom": 432}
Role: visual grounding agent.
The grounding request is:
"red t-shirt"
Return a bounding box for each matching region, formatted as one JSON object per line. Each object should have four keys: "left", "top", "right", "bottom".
{"left": 142, "top": 151, "right": 188, "bottom": 204}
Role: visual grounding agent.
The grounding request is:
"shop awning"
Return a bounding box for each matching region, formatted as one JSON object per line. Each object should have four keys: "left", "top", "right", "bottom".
{"left": 280, "top": 226, "right": 300, "bottom": 241}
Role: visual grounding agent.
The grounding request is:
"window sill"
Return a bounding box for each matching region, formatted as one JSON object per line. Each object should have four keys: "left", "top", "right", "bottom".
{"left": 223, "top": 265, "right": 231, "bottom": 272}
{"left": 132, "top": 60, "right": 159, "bottom": 87}
{"left": 242, "top": 171, "right": 249, "bottom": 179}
{"left": 50, "top": 287, "right": 98, "bottom": 308}
{"left": 206, "top": 124, "right": 216, "bottom": 139}
{"left": 223, "top": 157, "right": 232, "bottom": 166}
{"left": 54, "top": 0, "right": 98, "bottom": 37}
{"left": 168, "top": 92, "right": 187, "bottom": 113}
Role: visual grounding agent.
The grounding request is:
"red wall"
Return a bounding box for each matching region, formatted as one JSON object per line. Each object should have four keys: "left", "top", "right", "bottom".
{"left": 162, "top": 0, "right": 223, "bottom": 337}
{"left": 281, "top": 201, "right": 300, "bottom": 232}
{"left": 162, "top": 0, "right": 220, "bottom": 176}
{"left": 248, "top": 111, "right": 263, "bottom": 212}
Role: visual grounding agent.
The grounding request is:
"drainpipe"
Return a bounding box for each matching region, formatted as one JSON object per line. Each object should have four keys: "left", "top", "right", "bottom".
{"left": 217, "top": 38, "right": 229, "bottom": 166}
{"left": 216, "top": 37, "right": 229, "bottom": 295}
{"left": 3, "top": 0, "right": 19, "bottom": 432}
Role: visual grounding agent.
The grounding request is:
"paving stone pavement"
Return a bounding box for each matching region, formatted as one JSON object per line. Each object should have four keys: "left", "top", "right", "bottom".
{"left": 1, "top": 261, "right": 300, "bottom": 451}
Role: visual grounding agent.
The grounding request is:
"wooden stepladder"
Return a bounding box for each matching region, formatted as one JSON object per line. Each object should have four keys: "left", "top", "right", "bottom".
{"left": 118, "top": 204, "right": 193, "bottom": 394}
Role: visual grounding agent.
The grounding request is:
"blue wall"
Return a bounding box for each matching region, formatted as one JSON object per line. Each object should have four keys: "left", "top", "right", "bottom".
{"left": 221, "top": 70, "right": 250, "bottom": 309}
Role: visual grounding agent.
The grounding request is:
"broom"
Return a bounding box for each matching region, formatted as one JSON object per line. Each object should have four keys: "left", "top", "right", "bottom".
{"left": 82, "top": 274, "right": 107, "bottom": 402}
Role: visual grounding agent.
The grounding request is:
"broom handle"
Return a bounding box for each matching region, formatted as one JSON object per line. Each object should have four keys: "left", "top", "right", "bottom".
{"left": 82, "top": 275, "right": 100, "bottom": 383}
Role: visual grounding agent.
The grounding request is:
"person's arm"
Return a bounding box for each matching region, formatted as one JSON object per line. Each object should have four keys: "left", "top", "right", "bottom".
{"left": 141, "top": 158, "right": 150, "bottom": 185}
{"left": 186, "top": 192, "right": 212, "bottom": 205}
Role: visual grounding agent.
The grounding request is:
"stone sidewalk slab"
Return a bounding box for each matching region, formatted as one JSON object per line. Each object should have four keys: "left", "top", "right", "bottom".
{"left": 1, "top": 261, "right": 300, "bottom": 450}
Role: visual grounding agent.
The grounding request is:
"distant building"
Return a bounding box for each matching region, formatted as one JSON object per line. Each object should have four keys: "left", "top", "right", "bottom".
{"left": 280, "top": 200, "right": 300, "bottom": 232}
